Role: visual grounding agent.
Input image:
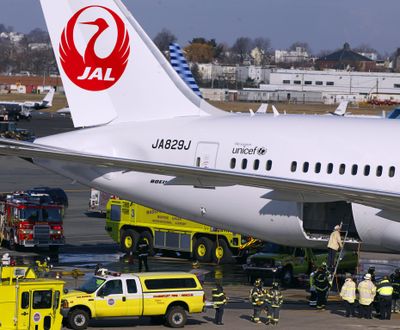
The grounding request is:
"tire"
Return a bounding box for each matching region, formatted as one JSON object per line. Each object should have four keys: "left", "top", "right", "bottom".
{"left": 139, "top": 230, "right": 155, "bottom": 256}
{"left": 120, "top": 229, "right": 139, "bottom": 253}
{"left": 166, "top": 306, "right": 187, "bottom": 328}
{"left": 212, "top": 239, "right": 233, "bottom": 264}
{"left": 193, "top": 237, "right": 213, "bottom": 262}
{"left": 68, "top": 309, "right": 89, "bottom": 330}
{"left": 281, "top": 267, "right": 294, "bottom": 287}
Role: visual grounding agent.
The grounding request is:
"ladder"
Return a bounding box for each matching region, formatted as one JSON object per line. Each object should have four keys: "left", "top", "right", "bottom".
{"left": 332, "top": 222, "right": 349, "bottom": 279}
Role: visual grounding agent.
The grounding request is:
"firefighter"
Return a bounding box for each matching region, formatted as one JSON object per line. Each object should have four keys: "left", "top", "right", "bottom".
{"left": 137, "top": 237, "right": 149, "bottom": 272}
{"left": 357, "top": 273, "right": 376, "bottom": 319}
{"left": 327, "top": 225, "right": 343, "bottom": 270}
{"left": 265, "top": 282, "right": 283, "bottom": 325}
{"left": 314, "top": 263, "right": 330, "bottom": 310}
{"left": 339, "top": 273, "right": 356, "bottom": 317}
{"left": 390, "top": 268, "right": 400, "bottom": 313}
{"left": 250, "top": 278, "right": 265, "bottom": 323}
{"left": 212, "top": 283, "right": 227, "bottom": 325}
{"left": 377, "top": 275, "right": 393, "bottom": 320}
{"left": 309, "top": 266, "right": 317, "bottom": 307}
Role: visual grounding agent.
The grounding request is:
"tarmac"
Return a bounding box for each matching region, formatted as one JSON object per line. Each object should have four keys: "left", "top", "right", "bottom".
{"left": 0, "top": 112, "right": 400, "bottom": 329}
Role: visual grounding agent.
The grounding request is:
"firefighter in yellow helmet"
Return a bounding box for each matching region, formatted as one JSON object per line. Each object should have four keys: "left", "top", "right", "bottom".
{"left": 250, "top": 278, "right": 265, "bottom": 323}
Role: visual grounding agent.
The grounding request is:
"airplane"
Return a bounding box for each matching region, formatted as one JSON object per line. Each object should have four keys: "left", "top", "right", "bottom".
{"left": 0, "top": 88, "right": 55, "bottom": 120}
{"left": 1, "top": 0, "right": 400, "bottom": 254}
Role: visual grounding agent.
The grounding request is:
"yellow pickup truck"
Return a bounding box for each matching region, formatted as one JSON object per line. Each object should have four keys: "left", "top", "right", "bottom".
{"left": 62, "top": 270, "right": 205, "bottom": 329}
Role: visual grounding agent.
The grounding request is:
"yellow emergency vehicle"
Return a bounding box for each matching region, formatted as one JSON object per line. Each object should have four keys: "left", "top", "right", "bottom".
{"left": 61, "top": 270, "right": 205, "bottom": 329}
{"left": 105, "top": 199, "right": 254, "bottom": 263}
{"left": 0, "top": 265, "right": 64, "bottom": 330}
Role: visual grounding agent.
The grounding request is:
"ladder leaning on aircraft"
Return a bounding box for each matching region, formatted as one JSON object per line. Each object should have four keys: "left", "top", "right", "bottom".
{"left": 1, "top": 0, "right": 400, "bottom": 253}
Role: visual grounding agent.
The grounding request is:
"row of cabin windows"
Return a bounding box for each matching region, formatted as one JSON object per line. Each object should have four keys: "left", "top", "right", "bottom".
{"left": 290, "top": 161, "right": 396, "bottom": 178}
{"left": 282, "top": 80, "right": 334, "bottom": 86}
{"left": 230, "top": 158, "right": 273, "bottom": 171}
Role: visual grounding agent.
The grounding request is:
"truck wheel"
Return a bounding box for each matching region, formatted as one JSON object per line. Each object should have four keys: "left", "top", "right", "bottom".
{"left": 212, "top": 239, "right": 233, "bottom": 264}
{"left": 166, "top": 306, "right": 187, "bottom": 328}
{"left": 120, "top": 229, "right": 139, "bottom": 253}
{"left": 68, "top": 309, "right": 89, "bottom": 330}
{"left": 193, "top": 237, "right": 212, "bottom": 262}
{"left": 139, "top": 231, "right": 155, "bottom": 256}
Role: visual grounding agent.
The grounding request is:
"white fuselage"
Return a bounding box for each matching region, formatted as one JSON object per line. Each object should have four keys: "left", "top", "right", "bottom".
{"left": 35, "top": 114, "right": 400, "bottom": 252}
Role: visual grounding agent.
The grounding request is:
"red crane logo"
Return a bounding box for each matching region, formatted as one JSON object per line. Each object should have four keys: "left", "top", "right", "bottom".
{"left": 59, "top": 6, "right": 130, "bottom": 91}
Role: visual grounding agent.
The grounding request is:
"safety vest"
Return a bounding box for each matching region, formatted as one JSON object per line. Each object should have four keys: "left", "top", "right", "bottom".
{"left": 340, "top": 279, "right": 356, "bottom": 303}
{"left": 358, "top": 280, "right": 376, "bottom": 305}
{"left": 250, "top": 287, "right": 265, "bottom": 306}
{"left": 212, "top": 287, "right": 227, "bottom": 308}
{"left": 377, "top": 279, "right": 393, "bottom": 297}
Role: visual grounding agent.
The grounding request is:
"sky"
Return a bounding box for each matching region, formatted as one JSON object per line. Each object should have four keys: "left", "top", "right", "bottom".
{"left": 1, "top": 0, "right": 399, "bottom": 54}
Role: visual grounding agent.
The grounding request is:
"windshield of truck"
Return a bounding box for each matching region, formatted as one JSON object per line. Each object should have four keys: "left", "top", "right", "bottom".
{"left": 78, "top": 276, "right": 106, "bottom": 294}
{"left": 19, "top": 208, "right": 40, "bottom": 221}
{"left": 42, "top": 208, "right": 62, "bottom": 221}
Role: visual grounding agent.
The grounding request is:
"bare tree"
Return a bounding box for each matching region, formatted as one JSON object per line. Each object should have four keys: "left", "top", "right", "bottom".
{"left": 153, "top": 28, "right": 177, "bottom": 53}
{"left": 289, "top": 41, "right": 311, "bottom": 54}
{"left": 253, "top": 37, "right": 271, "bottom": 53}
{"left": 231, "top": 37, "right": 252, "bottom": 64}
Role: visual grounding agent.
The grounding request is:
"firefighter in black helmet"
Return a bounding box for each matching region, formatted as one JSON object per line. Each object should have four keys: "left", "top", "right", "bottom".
{"left": 250, "top": 278, "right": 265, "bottom": 323}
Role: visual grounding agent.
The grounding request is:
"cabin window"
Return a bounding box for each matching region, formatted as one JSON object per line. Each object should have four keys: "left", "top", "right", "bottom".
{"left": 339, "top": 164, "right": 346, "bottom": 175}
{"left": 283, "top": 80, "right": 290, "bottom": 84}
{"left": 242, "top": 159, "right": 248, "bottom": 170}
{"left": 304, "top": 81, "right": 312, "bottom": 85}
{"left": 266, "top": 160, "right": 272, "bottom": 171}
{"left": 327, "top": 163, "right": 333, "bottom": 174}
{"left": 230, "top": 158, "right": 236, "bottom": 169}
{"left": 291, "top": 161, "right": 297, "bottom": 172}
{"left": 326, "top": 81, "right": 334, "bottom": 86}
{"left": 315, "top": 81, "right": 323, "bottom": 85}
{"left": 294, "top": 80, "right": 301, "bottom": 85}
{"left": 253, "top": 159, "right": 260, "bottom": 170}
{"left": 364, "top": 165, "right": 370, "bottom": 176}
{"left": 351, "top": 164, "right": 358, "bottom": 175}
{"left": 303, "top": 162, "right": 309, "bottom": 173}
{"left": 389, "top": 166, "right": 396, "bottom": 177}
{"left": 315, "top": 162, "right": 321, "bottom": 173}
{"left": 376, "top": 165, "right": 383, "bottom": 177}
{"left": 33, "top": 290, "right": 52, "bottom": 309}
{"left": 21, "top": 292, "right": 29, "bottom": 309}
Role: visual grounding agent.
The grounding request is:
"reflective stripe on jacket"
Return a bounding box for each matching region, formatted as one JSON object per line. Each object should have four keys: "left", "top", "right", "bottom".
{"left": 266, "top": 289, "right": 283, "bottom": 307}
{"left": 377, "top": 279, "right": 393, "bottom": 297}
{"left": 212, "top": 288, "right": 227, "bottom": 308}
{"left": 250, "top": 287, "right": 265, "bottom": 306}
{"left": 340, "top": 279, "right": 356, "bottom": 303}
{"left": 358, "top": 280, "right": 376, "bottom": 305}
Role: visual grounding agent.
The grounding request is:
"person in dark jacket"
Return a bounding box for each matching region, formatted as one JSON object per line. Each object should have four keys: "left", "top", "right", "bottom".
{"left": 137, "top": 237, "right": 149, "bottom": 272}
{"left": 314, "top": 263, "right": 331, "bottom": 310}
{"left": 265, "top": 282, "right": 283, "bottom": 325}
{"left": 212, "top": 283, "right": 227, "bottom": 325}
{"left": 390, "top": 268, "right": 400, "bottom": 313}
{"left": 377, "top": 276, "right": 394, "bottom": 320}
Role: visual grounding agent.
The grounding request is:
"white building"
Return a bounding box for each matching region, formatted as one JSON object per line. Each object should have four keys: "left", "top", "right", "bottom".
{"left": 274, "top": 47, "right": 309, "bottom": 63}
{"left": 257, "top": 69, "right": 400, "bottom": 104}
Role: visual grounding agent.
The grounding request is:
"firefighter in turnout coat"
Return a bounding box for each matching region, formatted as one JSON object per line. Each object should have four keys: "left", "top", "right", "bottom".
{"left": 250, "top": 278, "right": 266, "bottom": 323}
{"left": 212, "top": 283, "right": 227, "bottom": 325}
{"left": 265, "top": 282, "right": 283, "bottom": 325}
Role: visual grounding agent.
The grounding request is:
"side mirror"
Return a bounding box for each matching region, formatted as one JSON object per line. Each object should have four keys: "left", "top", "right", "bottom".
{"left": 63, "top": 288, "right": 69, "bottom": 294}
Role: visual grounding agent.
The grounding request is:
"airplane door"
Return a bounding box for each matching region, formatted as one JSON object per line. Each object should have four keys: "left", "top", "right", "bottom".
{"left": 195, "top": 142, "right": 219, "bottom": 168}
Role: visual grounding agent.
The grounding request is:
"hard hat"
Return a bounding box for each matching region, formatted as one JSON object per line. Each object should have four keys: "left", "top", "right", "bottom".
{"left": 192, "top": 261, "right": 199, "bottom": 268}
{"left": 395, "top": 268, "right": 400, "bottom": 274}
{"left": 321, "top": 261, "right": 327, "bottom": 268}
{"left": 254, "top": 278, "right": 263, "bottom": 286}
{"left": 272, "top": 282, "right": 279, "bottom": 289}
{"left": 334, "top": 225, "right": 340, "bottom": 230}
{"left": 345, "top": 273, "right": 352, "bottom": 279}
{"left": 364, "top": 273, "right": 372, "bottom": 280}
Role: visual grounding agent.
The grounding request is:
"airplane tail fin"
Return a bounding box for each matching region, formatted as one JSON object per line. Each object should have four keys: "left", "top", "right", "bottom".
{"left": 42, "top": 88, "right": 55, "bottom": 107}
{"left": 40, "top": 0, "right": 222, "bottom": 128}
{"left": 169, "top": 43, "right": 202, "bottom": 99}
{"left": 332, "top": 101, "right": 348, "bottom": 116}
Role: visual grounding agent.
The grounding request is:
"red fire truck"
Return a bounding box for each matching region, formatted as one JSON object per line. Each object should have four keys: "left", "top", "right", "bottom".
{"left": 0, "top": 192, "right": 65, "bottom": 251}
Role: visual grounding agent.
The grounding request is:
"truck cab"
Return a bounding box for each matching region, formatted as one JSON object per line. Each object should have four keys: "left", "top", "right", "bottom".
{"left": 0, "top": 265, "right": 65, "bottom": 330}
{"left": 62, "top": 270, "right": 205, "bottom": 329}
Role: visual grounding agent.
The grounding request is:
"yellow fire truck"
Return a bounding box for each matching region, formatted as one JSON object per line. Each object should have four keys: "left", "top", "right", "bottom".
{"left": 105, "top": 199, "right": 258, "bottom": 263}
{"left": 0, "top": 265, "right": 64, "bottom": 330}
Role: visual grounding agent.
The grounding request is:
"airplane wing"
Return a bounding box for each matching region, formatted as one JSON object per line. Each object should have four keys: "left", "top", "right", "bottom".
{"left": 1, "top": 138, "right": 399, "bottom": 212}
